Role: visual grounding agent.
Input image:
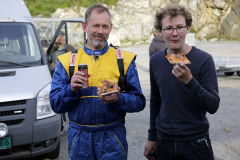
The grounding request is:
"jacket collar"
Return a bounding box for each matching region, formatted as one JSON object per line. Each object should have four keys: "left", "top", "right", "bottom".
{"left": 83, "top": 41, "right": 109, "bottom": 56}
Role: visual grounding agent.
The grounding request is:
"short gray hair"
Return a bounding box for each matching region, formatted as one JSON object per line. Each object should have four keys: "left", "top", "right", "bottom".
{"left": 85, "top": 4, "right": 112, "bottom": 24}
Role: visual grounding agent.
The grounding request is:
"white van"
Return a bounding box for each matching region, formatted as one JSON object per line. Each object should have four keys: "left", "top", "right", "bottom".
{"left": 0, "top": 0, "right": 61, "bottom": 159}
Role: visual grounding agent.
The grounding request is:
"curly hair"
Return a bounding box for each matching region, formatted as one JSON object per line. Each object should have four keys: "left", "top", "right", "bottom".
{"left": 154, "top": 4, "right": 192, "bottom": 31}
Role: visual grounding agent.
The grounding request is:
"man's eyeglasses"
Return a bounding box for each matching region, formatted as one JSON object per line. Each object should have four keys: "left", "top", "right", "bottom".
{"left": 55, "top": 42, "right": 63, "bottom": 45}
{"left": 162, "top": 26, "right": 187, "bottom": 35}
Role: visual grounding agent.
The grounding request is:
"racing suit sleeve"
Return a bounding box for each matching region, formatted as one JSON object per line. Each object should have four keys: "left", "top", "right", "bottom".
{"left": 108, "top": 59, "right": 146, "bottom": 113}
{"left": 50, "top": 61, "right": 79, "bottom": 113}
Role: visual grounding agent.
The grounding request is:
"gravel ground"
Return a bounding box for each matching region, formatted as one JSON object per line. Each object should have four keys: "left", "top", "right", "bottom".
{"left": 54, "top": 41, "right": 240, "bottom": 160}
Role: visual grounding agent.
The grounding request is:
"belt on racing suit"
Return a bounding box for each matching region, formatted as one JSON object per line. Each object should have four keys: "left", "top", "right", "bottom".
{"left": 69, "top": 119, "right": 125, "bottom": 132}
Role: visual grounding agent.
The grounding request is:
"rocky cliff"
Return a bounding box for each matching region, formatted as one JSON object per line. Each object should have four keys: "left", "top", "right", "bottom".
{"left": 52, "top": 0, "right": 239, "bottom": 45}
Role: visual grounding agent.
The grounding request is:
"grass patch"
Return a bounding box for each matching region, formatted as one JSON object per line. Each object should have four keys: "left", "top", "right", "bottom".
{"left": 25, "top": 0, "right": 119, "bottom": 17}
{"left": 224, "top": 128, "right": 232, "bottom": 133}
{"left": 120, "top": 37, "right": 142, "bottom": 45}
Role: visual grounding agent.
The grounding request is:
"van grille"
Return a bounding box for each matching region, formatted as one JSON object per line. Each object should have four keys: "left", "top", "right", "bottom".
{"left": 1, "top": 119, "right": 24, "bottom": 125}
{"left": 0, "top": 100, "right": 27, "bottom": 126}
{"left": 0, "top": 100, "right": 26, "bottom": 107}
{"left": 0, "top": 109, "right": 25, "bottom": 116}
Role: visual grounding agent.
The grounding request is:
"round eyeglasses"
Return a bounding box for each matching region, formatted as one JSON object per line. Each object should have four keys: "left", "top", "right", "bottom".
{"left": 162, "top": 26, "right": 187, "bottom": 35}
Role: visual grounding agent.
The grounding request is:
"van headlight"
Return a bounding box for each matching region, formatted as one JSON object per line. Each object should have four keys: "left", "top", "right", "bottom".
{"left": 37, "top": 83, "right": 55, "bottom": 120}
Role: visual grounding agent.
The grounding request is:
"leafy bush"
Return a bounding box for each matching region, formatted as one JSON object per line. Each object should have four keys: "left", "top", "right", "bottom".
{"left": 24, "top": 0, "right": 118, "bottom": 17}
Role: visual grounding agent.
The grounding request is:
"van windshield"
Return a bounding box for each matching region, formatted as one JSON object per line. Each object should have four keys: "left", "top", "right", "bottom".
{"left": 0, "top": 23, "right": 41, "bottom": 68}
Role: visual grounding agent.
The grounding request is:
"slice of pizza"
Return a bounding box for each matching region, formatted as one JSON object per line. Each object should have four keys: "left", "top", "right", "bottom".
{"left": 165, "top": 53, "right": 191, "bottom": 65}
{"left": 97, "top": 79, "right": 119, "bottom": 96}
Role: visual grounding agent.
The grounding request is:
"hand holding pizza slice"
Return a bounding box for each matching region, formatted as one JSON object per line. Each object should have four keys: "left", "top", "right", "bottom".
{"left": 168, "top": 53, "right": 192, "bottom": 84}
{"left": 165, "top": 53, "right": 191, "bottom": 65}
{"left": 97, "top": 79, "right": 120, "bottom": 96}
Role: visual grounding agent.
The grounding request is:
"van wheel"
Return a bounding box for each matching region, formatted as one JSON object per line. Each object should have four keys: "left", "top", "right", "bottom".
{"left": 45, "top": 140, "right": 60, "bottom": 159}
{"left": 224, "top": 72, "right": 234, "bottom": 76}
{"left": 237, "top": 71, "right": 240, "bottom": 77}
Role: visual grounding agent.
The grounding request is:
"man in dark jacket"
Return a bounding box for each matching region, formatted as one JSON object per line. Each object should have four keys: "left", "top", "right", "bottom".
{"left": 149, "top": 31, "right": 167, "bottom": 57}
{"left": 144, "top": 4, "right": 220, "bottom": 160}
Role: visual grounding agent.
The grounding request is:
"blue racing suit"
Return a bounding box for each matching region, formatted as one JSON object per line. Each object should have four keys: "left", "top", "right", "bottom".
{"left": 50, "top": 42, "right": 146, "bottom": 160}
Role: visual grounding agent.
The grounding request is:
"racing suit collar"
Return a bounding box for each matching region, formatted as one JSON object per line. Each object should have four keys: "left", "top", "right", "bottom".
{"left": 84, "top": 41, "right": 109, "bottom": 56}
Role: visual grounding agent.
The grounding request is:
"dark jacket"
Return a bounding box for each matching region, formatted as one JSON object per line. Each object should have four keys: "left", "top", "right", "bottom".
{"left": 149, "top": 36, "right": 167, "bottom": 57}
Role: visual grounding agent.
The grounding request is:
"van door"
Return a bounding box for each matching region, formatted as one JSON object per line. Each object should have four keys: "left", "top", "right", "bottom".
{"left": 46, "top": 18, "right": 86, "bottom": 74}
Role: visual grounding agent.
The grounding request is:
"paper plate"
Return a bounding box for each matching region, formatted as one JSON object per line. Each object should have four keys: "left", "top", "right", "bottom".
{"left": 101, "top": 90, "right": 119, "bottom": 96}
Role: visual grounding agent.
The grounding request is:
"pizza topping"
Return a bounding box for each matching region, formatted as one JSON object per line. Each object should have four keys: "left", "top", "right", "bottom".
{"left": 97, "top": 79, "right": 119, "bottom": 96}
{"left": 165, "top": 53, "right": 191, "bottom": 65}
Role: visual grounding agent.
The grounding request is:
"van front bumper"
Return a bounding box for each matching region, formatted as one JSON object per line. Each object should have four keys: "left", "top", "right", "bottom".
{"left": 0, "top": 113, "right": 61, "bottom": 160}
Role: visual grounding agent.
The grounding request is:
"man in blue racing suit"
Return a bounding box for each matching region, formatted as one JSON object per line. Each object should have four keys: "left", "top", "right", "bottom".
{"left": 50, "top": 4, "right": 146, "bottom": 160}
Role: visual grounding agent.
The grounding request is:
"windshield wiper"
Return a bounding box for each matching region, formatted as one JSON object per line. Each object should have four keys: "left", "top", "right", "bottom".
{"left": 0, "top": 60, "right": 31, "bottom": 67}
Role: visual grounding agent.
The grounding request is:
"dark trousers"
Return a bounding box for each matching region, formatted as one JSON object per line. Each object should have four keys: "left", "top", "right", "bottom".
{"left": 156, "top": 135, "right": 214, "bottom": 160}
